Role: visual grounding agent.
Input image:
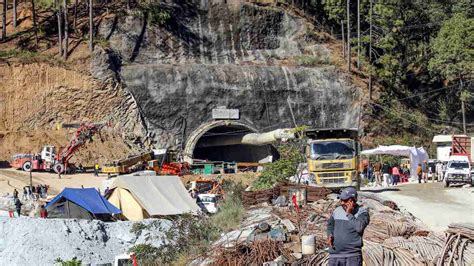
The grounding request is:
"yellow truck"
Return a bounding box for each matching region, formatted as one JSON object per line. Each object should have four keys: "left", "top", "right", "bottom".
{"left": 305, "top": 128, "right": 361, "bottom": 189}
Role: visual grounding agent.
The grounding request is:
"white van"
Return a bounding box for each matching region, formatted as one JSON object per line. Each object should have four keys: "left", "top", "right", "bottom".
{"left": 444, "top": 155, "right": 472, "bottom": 187}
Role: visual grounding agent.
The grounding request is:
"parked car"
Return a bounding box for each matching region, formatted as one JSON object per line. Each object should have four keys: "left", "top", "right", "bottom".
{"left": 444, "top": 155, "right": 471, "bottom": 187}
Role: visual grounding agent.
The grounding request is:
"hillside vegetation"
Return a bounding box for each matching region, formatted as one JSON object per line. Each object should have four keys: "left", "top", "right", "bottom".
{"left": 0, "top": 0, "right": 472, "bottom": 160}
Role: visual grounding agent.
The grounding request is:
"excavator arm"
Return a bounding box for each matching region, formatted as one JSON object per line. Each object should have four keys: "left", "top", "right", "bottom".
{"left": 52, "top": 122, "right": 107, "bottom": 173}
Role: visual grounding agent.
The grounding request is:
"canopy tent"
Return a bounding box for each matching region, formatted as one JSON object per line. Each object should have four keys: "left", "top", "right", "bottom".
{"left": 107, "top": 175, "right": 200, "bottom": 221}
{"left": 45, "top": 188, "right": 121, "bottom": 220}
{"left": 361, "top": 145, "right": 429, "bottom": 178}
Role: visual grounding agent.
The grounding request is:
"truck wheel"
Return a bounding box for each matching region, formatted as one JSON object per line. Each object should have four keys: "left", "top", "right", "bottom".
{"left": 22, "top": 161, "right": 32, "bottom": 172}
{"left": 53, "top": 163, "right": 65, "bottom": 174}
{"left": 444, "top": 181, "right": 450, "bottom": 188}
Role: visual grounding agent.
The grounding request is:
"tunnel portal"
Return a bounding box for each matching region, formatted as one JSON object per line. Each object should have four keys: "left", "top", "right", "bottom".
{"left": 192, "top": 124, "right": 279, "bottom": 163}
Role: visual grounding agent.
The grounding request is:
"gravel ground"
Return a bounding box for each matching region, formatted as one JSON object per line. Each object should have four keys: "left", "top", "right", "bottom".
{"left": 0, "top": 218, "right": 171, "bottom": 265}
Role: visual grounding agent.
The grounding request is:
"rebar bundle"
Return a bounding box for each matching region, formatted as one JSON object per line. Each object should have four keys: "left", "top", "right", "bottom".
{"left": 437, "top": 223, "right": 474, "bottom": 265}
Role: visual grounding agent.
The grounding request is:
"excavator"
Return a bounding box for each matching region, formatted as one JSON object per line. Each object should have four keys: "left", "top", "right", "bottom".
{"left": 11, "top": 122, "right": 107, "bottom": 174}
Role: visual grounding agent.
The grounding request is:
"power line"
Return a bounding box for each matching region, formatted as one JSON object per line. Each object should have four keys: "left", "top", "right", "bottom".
{"left": 396, "top": 80, "right": 473, "bottom": 101}
{"left": 369, "top": 102, "right": 437, "bottom": 133}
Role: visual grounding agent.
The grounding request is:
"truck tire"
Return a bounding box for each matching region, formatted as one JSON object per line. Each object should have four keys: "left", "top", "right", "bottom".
{"left": 22, "top": 161, "right": 32, "bottom": 172}
{"left": 53, "top": 163, "right": 65, "bottom": 174}
{"left": 444, "top": 181, "right": 450, "bottom": 187}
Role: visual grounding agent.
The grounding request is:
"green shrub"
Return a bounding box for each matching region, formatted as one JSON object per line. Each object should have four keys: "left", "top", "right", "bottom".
{"left": 211, "top": 193, "right": 244, "bottom": 231}
{"left": 37, "top": 0, "right": 55, "bottom": 9}
{"left": 295, "top": 55, "right": 330, "bottom": 66}
{"left": 95, "top": 37, "right": 110, "bottom": 48}
{"left": 139, "top": 4, "right": 171, "bottom": 26}
{"left": 253, "top": 142, "right": 305, "bottom": 190}
{"left": 0, "top": 49, "right": 39, "bottom": 59}
{"left": 54, "top": 257, "right": 82, "bottom": 266}
{"left": 130, "top": 222, "right": 147, "bottom": 234}
{"left": 129, "top": 244, "right": 160, "bottom": 265}
{"left": 129, "top": 215, "right": 220, "bottom": 264}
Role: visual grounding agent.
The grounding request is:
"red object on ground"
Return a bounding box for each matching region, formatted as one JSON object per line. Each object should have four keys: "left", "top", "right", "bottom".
{"left": 40, "top": 209, "right": 48, "bottom": 218}
{"left": 160, "top": 162, "right": 191, "bottom": 176}
{"left": 8, "top": 210, "right": 13, "bottom": 218}
{"left": 292, "top": 194, "right": 299, "bottom": 212}
{"left": 130, "top": 254, "right": 138, "bottom": 266}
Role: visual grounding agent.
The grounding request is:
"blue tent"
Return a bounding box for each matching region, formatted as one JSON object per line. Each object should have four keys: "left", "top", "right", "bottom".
{"left": 46, "top": 188, "right": 121, "bottom": 220}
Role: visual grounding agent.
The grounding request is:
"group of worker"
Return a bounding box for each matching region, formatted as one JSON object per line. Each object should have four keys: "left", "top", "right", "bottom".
{"left": 11, "top": 186, "right": 50, "bottom": 217}
{"left": 20, "top": 184, "right": 49, "bottom": 201}
{"left": 365, "top": 162, "right": 409, "bottom": 187}
{"left": 416, "top": 160, "right": 446, "bottom": 183}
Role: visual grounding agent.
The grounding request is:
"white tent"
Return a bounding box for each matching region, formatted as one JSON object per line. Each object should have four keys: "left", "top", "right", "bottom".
{"left": 361, "top": 145, "right": 429, "bottom": 178}
{"left": 108, "top": 175, "right": 200, "bottom": 220}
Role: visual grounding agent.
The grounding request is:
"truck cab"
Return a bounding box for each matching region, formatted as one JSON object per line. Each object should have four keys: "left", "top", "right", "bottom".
{"left": 444, "top": 155, "right": 472, "bottom": 187}
{"left": 305, "top": 128, "right": 360, "bottom": 189}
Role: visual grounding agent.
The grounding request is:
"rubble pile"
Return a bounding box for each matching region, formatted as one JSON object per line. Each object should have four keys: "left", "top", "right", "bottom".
{"left": 0, "top": 217, "right": 172, "bottom": 265}
{"left": 210, "top": 192, "right": 474, "bottom": 265}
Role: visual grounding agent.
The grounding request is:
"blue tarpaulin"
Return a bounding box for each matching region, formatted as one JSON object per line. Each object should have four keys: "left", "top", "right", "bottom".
{"left": 46, "top": 188, "right": 121, "bottom": 214}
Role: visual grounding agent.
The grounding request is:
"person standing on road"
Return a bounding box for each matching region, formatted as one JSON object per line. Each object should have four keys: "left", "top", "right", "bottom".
{"left": 392, "top": 165, "right": 400, "bottom": 186}
{"left": 422, "top": 161, "right": 428, "bottom": 183}
{"left": 382, "top": 162, "right": 391, "bottom": 187}
{"left": 22, "top": 187, "right": 27, "bottom": 201}
{"left": 94, "top": 162, "right": 100, "bottom": 177}
{"left": 417, "top": 164, "right": 423, "bottom": 184}
{"left": 14, "top": 198, "right": 22, "bottom": 217}
{"left": 26, "top": 186, "right": 32, "bottom": 200}
{"left": 367, "top": 164, "right": 374, "bottom": 183}
{"left": 435, "top": 161, "right": 443, "bottom": 182}
{"left": 327, "top": 187, "right": 370, "bottom": 266}
{"left": 373, "top": 162, "right": 382, "bottom": 186}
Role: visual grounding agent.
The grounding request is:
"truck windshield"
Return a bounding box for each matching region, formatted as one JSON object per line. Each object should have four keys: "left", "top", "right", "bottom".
{"left": 449, "top": 162, "right": 469, "bottom": 169}
{"left": 310, "top": 140, "right": 355, "bottom": 160}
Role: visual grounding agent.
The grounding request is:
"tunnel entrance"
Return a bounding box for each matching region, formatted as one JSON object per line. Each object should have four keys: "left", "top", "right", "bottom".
{"left": 192, "top": 124, "right": 279, "bottom": 163}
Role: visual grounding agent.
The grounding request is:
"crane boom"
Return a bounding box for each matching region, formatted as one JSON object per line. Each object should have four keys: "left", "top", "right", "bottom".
{"left": 52, "top": 122, "right": 106, "bottom": 173}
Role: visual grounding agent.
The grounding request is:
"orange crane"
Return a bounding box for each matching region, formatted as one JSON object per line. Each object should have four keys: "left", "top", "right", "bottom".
{"left": 11, "top": 122, "right": 107, "bottom": 173}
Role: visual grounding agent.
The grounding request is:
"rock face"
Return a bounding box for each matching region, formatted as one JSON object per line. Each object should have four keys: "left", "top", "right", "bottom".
{"left": 98, "top": 1, "right": 360, "bottom": 160}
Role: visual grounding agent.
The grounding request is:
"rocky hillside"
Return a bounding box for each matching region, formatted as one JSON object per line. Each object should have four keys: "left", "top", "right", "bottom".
{"left": 0, "top": 0, "right": 365, "bottom": 164}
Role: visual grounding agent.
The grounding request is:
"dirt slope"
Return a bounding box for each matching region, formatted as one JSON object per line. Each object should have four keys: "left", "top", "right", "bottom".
{"left": 0, "top": 62, "right": 146, "bottom": 165}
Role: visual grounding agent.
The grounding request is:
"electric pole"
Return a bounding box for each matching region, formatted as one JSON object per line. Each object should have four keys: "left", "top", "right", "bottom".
{"left": 368, "top": 0, "right": 373, "bottom": 100}
{"left": 461, "top": 80, "right": 467, "bottom": 135}
{"left": 357, "top": 0, "right": 361, "bottom": 69}
{"left": 29, "top": 165, "right": 33, "bottom": 188}
{"left": 347, "top": 0, "right": 351, "bottom": 72}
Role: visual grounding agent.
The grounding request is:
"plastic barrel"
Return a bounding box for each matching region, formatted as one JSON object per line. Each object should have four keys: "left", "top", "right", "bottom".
{"left": 301, "top": 235, "right": 316, "bottom": 255}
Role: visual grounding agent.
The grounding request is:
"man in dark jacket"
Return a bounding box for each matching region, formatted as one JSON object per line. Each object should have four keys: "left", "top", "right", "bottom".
{"left": 14, "top": 198, "right": 22, "bottom": 217}
{"left": 327, "top": 187, "right": 370, "bottom": 266}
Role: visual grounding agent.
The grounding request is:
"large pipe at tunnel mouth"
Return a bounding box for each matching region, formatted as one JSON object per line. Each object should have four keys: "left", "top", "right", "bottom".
{"left": 184, "top": 121, "right": 294, "bottom": 164}
{"left": 196, "top": 128, "right": 296, "bottom": 148}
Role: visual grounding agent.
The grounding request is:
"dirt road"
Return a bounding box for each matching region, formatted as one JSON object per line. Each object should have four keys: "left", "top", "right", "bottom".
{"left": 365, "top": 182, "right": 474, "bottom": 232}
{"left": 0, "top": 168, "right": 106, "bottom": 195}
